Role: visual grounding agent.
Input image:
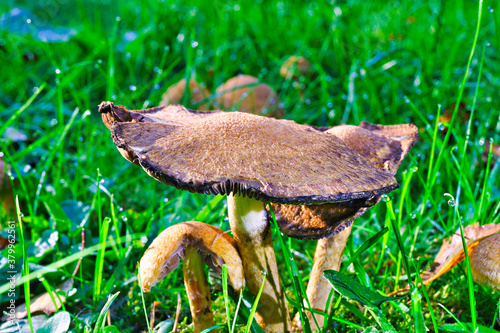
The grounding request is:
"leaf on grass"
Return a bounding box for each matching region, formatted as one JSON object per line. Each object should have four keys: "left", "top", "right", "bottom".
{"left": 323, "top": 270, "right": 406, "bottom": 308}
{"left": 438, "top": 323, "right": 500, "bottom": 333}
{"left": 37, "top": 311, "right": 71, "bottom": 333}
{"left": 389, "top": 222, "right": 500, "bottom": 295}
{"left": 3, "top": 279, "right": 72, "bottom": 319}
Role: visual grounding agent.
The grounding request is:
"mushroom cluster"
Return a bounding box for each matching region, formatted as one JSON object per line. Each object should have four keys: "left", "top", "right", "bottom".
{"left": 99, "top": 102, "right": 414, "bottom": 331}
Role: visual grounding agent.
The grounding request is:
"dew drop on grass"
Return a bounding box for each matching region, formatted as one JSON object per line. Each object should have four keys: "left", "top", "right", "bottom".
{"left": 37, "top": 274, "right": 44, "bottom": 281}
{"left": 129, "top": 85, "right": 137, "bottom": 91}
{"left": 141, "top": 236, "right": 147, "bottom": 244}
{"left": 444, "top": 193, "right": 455, "bottom": 207}
{"left": 191, "top": 41, "right": 198, "bottom": 48}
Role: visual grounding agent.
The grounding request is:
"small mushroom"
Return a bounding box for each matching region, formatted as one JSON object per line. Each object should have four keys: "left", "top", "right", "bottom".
{"left": 161, "top": 78, "right": 210, "bottom": 109}
{"left": 140, "top": 221, "right": 244, "bottom": 333}
{"left": 469, "top": 233, "right": 500, "bottom": 291}
{"left": 284, "top": 122, "right": 418, "bottom": 331}
{"left": 99, "top": 102, "right": 398, "bottom": 332}
{"left": 279, "top": 56, "right": 313, "bottom": 81}
{"left": 216, "top": 74, "right": 284, "bottom": 118}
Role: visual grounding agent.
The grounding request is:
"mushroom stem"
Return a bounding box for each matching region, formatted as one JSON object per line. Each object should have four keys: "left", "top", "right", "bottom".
{"left": 293, "top": 225, "right": 352, "bottom": 331}
{"left": 183, "top": 247, "right": 214, "bottom": 333}
{"left": 227, "top": 194, "right": 290, "bottom": 332}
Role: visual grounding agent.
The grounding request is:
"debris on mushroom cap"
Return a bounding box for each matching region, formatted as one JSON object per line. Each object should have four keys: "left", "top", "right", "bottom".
{"left": 161, "top": 78, "right": 210, "bottom": 110}
{"left": 215, "top": 74, "right": 284, "bottom": 118}
{"left": 279, "top": 56, "right": 313, "bottom": 80}
{"left": 139, "top": 221, "right": 244, "bottom": 292}
{"left": 469, "top": 233, "right": 500, "bottom": 290}
{"left": 99, "top": 102, "right": 398, "bottom": 205}
{"left": 271, "top": 122, "right": 418, "bottom": 239}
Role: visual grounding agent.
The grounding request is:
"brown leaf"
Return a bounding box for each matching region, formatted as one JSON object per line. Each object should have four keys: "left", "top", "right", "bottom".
{"left": 2, "top": 279, "right": 72, "bottom": 319}
{"left": 389, "top": 222, "right": 500, "bottom": 295}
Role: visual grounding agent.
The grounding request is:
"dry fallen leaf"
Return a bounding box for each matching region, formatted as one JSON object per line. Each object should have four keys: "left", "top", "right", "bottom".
{"left": 389, "top": 222, "right": 500, "bottom": 295}
{"left": 2, "top": 279, "right": 73, "bottom": 320}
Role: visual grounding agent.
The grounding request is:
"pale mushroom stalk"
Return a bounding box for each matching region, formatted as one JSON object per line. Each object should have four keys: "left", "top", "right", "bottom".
{"left": 228, "top": 194, "right": 290, "bottom": 332}
{"left": 183, "top": 246, "right": 214, "bottom": 330}
{"left": 303, "top": 225, "right": 352, "bottom": 329}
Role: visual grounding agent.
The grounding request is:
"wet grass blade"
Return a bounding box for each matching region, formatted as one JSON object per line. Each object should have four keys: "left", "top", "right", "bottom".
{"left": 0, "top": 82, "right": 46, "bottom": 137}
{"left": 93, "top": 292, "right": 120, "bottom": 333}
{"left": 17, "top": 196, "right": 33, "bottom": 333}
{"left": 245, "top": 271, "right": 266, "bottom": 333}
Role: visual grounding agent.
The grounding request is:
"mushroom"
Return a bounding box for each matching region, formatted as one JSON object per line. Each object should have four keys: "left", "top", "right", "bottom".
{"left": 281, "top": 122, "right": 418, "bottom": 331}
{"left": 161, "top": 78, "right": 210, "bottom": 110}
{"left": 469, "top": 233, "right": 500, "bottom": 291}
{"left": 140, "top": 221, "right": 245, "bottom": 333}
{"left": 215, "top": 74, "right": 284, "bottom": 118}
{"left": 279, "top": 56, "right": 313, "bottom": 81}
{"left": 99, "top": 102, "right": 399, "bottom": 332}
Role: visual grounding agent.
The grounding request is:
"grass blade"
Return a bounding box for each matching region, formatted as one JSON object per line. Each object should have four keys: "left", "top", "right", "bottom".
{"left": 93, "top": 292, "right": 120, "bottom": 333}
{"left": 17, "top": 196, "right": 33, "bottom": 333}
{"left": 0, "top": 82, "right": 47, "bottom": 137}
{"left": 245, "top": 271, "right": 266, "bottom": 333}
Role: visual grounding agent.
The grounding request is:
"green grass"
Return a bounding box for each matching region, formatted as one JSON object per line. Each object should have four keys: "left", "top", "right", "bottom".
{"left": 1, "top": 0, "right": 500, "bottom": 332}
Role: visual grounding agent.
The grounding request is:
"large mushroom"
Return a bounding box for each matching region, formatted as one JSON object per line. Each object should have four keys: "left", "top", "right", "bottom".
{"left": 140, "top": 221, "right": 244, "bottom": 333}
{"left": 279, "top": 122, "right": 418, "bottom": 331}
{"left": 99, "top": 102, "right": 399, "bottom": 332}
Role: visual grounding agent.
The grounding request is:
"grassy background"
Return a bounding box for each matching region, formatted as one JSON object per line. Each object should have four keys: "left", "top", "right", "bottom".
{"left": 1, "top": 0, "right": 499, "bottom": 331}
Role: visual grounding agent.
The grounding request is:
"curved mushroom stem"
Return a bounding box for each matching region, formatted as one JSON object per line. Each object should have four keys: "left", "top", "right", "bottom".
{"left": 293, "top": 225, "right": 352, "bottom": 332}
{"left": 183, "top": 247, "right": 214, "bottom": 333}
{"left": 227, "top": 194, "right": 290, "bottom": 332}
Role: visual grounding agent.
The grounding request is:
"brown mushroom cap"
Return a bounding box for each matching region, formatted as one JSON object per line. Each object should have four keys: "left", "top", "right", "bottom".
{"left": 99, "top": 102, "right": 397, "bottom": 205}
{"left": 140, "top": 221, "right": 245, "bottom": 292}
{"left": 470, "top": 233, "right": 500, "bottom": 290}
{"left": 279, "top": 56, "right": 313, "bottom": 80}
{"left": 161, "top": 78, "right": 210, "bottom": 109}
{"left": 271, "top": 122, "right": 418, "bottom": 239}
{"left": 216, "top": 75, "right": 284, "bottom": 118}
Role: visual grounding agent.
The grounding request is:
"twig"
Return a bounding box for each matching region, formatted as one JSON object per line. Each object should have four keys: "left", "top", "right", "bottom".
{"left": 172, "top": 293, "right": 182, "bottom": 332}
{"left": 72, "top": 228, "right": 86, "bottom": 277}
